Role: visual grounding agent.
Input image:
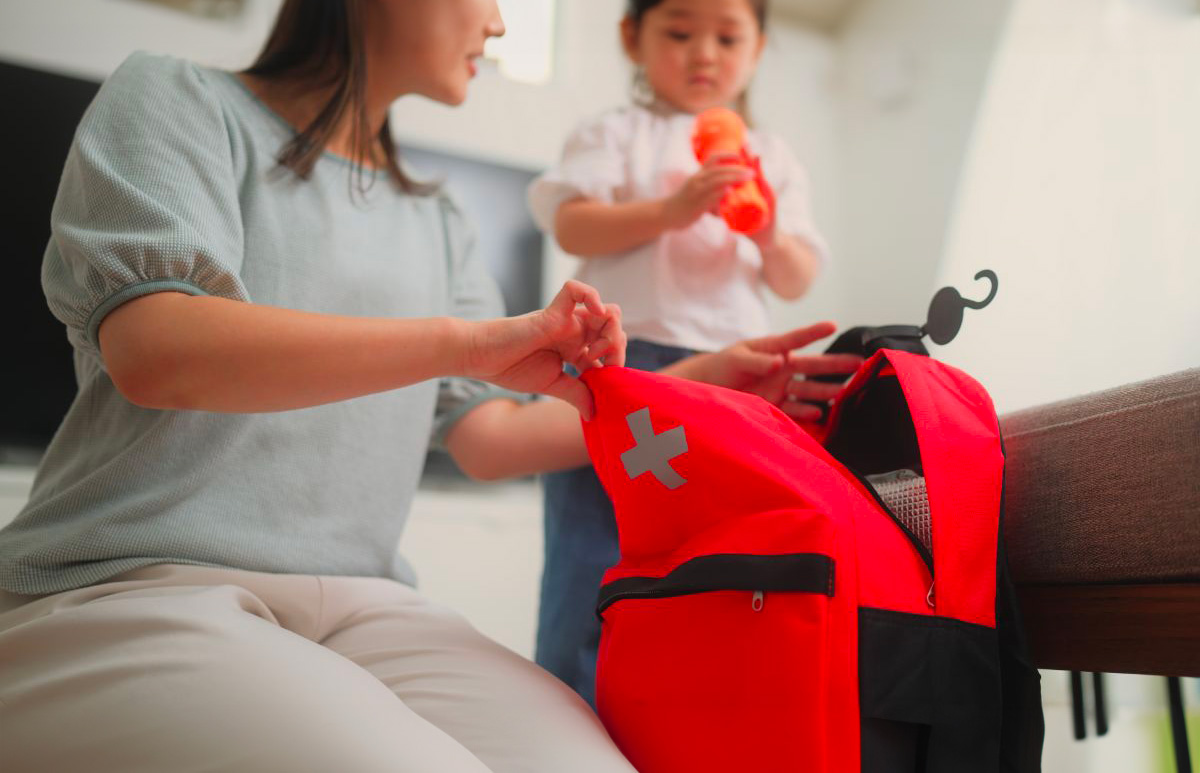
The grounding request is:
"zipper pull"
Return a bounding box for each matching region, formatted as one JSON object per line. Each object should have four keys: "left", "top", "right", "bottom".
{"left": 751, "top": 590, "right": 765, "bottom": 612}
{"left": 926, "top": 580, "right": 935, "bottom": 609}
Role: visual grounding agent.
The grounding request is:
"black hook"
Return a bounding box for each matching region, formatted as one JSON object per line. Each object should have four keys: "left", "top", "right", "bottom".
{"left": 923, "top": 270, "right": 999, "bottom": 346}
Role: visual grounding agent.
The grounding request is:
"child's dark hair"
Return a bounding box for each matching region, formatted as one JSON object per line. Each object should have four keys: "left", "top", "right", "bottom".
{"left": 625, "top": 0, "right": 768, "bottom": 31}
{"left": 625, "top": 0, "right": 769, "bottom": 119}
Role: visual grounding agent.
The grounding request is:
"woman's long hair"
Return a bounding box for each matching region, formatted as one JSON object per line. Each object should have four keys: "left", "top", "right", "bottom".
{"left": 244, "top": 0, "right": 434, "bottom": 194}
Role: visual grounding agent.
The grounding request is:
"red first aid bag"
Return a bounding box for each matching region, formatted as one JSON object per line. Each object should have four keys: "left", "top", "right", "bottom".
{"left": 581, "top": 347, "right": 1043, "bottom": 773}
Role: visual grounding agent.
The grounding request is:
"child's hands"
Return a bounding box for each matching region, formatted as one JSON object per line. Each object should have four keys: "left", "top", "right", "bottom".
{"left": 672, "top": 322, "right": 862, "bottom": 422}
{"left": 662, "top": 153, "right": 754, "bottom": 231}
{"left": 744, "top": 152, "right": 780, "bottom": 248}
{"left": 462, "top": 280, "right": 625, "bottom": 419}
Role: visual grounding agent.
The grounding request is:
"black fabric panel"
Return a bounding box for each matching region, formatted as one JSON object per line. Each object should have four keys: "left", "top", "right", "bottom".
{"left": 996, "top": 438, "right": 1046, "bottom": 771}
{"left": 825, "top": 369, "right": 924, "bottom": 477}
{"left": 859, "top": 608, "right": 1002, "bottom": 773}
{"left": 596, "top": 553, "right": 834, "bottom": 614}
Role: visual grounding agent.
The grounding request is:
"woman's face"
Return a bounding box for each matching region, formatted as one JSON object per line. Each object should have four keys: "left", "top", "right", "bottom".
{"left": 365, "top": 0, "right": 506, "bottom": 106}
{"left": 624, "top": 0, "right": 765, "bottom": 114}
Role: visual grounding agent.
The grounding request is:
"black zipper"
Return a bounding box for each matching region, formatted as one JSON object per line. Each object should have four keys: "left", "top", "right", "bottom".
{"left": 596, "top": 552, "right": 835, "bottom": 617}
{"left": 844, "top": 464, "right": 935, "bottom": 576}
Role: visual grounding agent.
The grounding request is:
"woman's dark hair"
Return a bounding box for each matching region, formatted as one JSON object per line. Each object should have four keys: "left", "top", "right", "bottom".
{"left": 625, "top": 0, "right": 768, "bottom": 120}
{"left": 244, "top": 0, "right": 434, "bottom": 195}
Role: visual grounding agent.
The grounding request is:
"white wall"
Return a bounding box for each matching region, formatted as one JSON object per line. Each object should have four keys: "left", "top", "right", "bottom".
{"left": 0, "top": 0, "right": 281, "bottom": 79}
{"left": 753, "top": 24, "right": 843, "bottom": 333}
{"left": 934, "top": 0, "right": 1200, "bottom": 413}
{"left": 833, "top": 0, "right": 1013, "bottom": 328}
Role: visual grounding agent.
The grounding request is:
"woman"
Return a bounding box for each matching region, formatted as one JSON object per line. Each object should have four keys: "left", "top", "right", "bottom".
{"left": 0, "top": 1, "right": 857, "bottom": 770}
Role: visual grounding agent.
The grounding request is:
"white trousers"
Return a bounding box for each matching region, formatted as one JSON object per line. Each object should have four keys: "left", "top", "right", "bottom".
{"left": 0, "top": 564, "right": 636, "bottom": 773}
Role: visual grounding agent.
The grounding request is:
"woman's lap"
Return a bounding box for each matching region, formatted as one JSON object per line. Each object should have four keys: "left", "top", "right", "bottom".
{"left": 0, "top": 564, "right": 633, "bottom": 773}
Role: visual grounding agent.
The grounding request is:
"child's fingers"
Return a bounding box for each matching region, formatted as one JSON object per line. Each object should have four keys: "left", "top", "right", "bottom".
{"left": 737, "top": 350, "right": 785, "bottom": 378}
{"left": 786, "top": 378, "right": 843, "bottom": 403}
{"left": 787, "top": 353, "right": 865, "bottom": 378}
{"left": 701, "top": 166, "right": 754, "bottom": 187}
{"left": 702, "top": 151, "right": 749, "bottom": 171}
{"left": 779, "top": 400, "right": 824, "bottom": 422}
{"left": 747, "top": 322, "right": 839, "bottom": 355}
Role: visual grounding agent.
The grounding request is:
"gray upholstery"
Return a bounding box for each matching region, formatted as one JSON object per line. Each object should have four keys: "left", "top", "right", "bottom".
{"left": 1000, "top": 368, "right": 1200, "bottom": 586}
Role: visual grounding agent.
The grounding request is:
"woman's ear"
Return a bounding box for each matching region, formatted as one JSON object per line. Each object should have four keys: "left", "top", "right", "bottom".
{"left": 620, "top": 16, "right": 641, "bottom": 63}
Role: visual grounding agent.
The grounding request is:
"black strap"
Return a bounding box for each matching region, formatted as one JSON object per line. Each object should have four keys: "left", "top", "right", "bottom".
{"left": 1168, "top": 677, "right": 1193, "bottom": 773}
{"left": 596, "top": 553, "right": 834, "bottom": 616}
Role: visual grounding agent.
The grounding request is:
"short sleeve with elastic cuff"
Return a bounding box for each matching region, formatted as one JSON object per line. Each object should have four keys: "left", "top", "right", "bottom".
{"left": 42, "top": 52, "right": 248, "bottom": 362}
{"left": 527, "top": 111, "right": 629, "bottom": 235}
{"left": 760, "top": 134, "right": 832, "bottom": 268}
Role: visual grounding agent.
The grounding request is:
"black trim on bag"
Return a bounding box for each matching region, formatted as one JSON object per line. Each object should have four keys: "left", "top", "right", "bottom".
{"left": 826, "top": 357, "right": 935, "bottom": 576}
{"left": 596, "top": 553, "right": 834, "bottom": 616}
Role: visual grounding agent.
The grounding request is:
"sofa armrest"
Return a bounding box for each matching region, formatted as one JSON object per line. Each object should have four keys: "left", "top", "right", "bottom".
{"left": 999, "top": 368, "right": 1200, "bottom": 676}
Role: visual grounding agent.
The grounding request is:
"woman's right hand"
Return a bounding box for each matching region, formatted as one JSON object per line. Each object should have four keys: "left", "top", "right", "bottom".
{"left": 461, "top": 280, "right": 625, "bottom": 420}
{"left": 661, "top": 154, "right": 754, "bottom": 231}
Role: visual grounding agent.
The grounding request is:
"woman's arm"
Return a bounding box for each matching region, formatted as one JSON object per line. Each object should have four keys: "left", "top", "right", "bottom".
{"left": 445, "top": 322, "right": 864, "bottom": 481}
{"left": 445, "top": 397, "right": 586, "bottom": 480}
{"left": 554, "top": 157, "right": 753, "bottom": 257}
{"left": 99, "top": 281, "right": 622, "bottom": 416}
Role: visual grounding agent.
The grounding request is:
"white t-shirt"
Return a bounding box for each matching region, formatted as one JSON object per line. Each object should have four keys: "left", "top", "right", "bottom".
{"left": 528, "top": 103, "right": 829, "bottom": 352}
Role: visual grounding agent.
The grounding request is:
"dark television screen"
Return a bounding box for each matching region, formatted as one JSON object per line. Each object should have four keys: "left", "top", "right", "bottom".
{"left": 0, "top": 59, "right": 541, "bottom": 460}
{"left": 0, "top": 61, "right": 97, "bottom": 460}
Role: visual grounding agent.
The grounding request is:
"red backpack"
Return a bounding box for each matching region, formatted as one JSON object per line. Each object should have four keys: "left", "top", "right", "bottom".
{"left": 581, "top": 333, "right": 1043, "bottom": 772}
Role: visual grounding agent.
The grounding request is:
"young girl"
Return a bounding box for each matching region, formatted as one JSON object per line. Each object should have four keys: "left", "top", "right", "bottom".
{"left": 528, "top": 0, "right": 833, "bottom": 706}
{"left": 0, "top": 0, "right": 854, "bottom": 769}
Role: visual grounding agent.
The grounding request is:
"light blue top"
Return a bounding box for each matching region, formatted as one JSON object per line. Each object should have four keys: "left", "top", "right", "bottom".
{"left": 0, "top": 52, "right": 508, "bottom": 594}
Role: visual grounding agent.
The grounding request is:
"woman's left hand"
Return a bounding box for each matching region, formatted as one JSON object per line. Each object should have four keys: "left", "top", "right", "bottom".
{"left": 462, "top": 280, "right": 625, "bottom": 419}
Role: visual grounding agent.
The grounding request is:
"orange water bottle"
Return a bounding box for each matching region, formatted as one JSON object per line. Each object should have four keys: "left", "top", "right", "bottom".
{"left": 691, "top": 107, "right": 771, "bottom": 235}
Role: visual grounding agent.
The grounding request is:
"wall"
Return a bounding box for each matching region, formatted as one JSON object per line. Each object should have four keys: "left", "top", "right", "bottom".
{"left": 833, "top": 0, "right": 1013, "bottom": 329}
{"left": 0, "top": 0, "right": 280, "bottom": 79}
{"left": 933, "top": 0, "right": 1200, "bottom": 414}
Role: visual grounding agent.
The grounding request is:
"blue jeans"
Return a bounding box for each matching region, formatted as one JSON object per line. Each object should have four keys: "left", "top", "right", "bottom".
{"left": 535, "top": 339, "right": 697, "bottom": 709}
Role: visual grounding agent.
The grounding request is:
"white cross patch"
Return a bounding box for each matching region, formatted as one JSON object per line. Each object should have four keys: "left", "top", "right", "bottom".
{"left": 620, "top": 408, "right": 688, "bottom": 490}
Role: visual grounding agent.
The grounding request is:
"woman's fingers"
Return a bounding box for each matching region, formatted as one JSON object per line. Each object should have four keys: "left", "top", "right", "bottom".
{"left": 558, "top": 279, "right": 606, "bottom": 318}
{"left": 599, "top": 304, "right": 626, "bottom": 367}
{"left": 544, "top": 372, "right": 595, "bottom": 421}
{"left": 787, "top": 353, "right": 864, "bottom": 378}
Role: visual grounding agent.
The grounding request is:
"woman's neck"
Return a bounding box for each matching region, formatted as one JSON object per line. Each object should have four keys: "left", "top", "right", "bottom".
{"left": 238, "top": 73, "right": 390, "bottom": 165}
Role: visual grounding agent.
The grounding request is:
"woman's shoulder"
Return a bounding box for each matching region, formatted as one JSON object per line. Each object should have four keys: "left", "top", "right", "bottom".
{"left": 104, "top": 51, "right": 221, "bottom": 98}
{"left": 80, "top": 51, "right": 234, "bottom": 140}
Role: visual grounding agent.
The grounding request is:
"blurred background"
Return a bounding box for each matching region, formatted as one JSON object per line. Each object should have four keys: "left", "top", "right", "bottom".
{"left": 0, "top": 1, "right": 1196, "bottom": 770}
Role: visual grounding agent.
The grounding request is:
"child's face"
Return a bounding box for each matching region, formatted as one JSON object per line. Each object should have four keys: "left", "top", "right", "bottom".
{"left": 365, "top": 0, "right": 506, "bottom": 107}
{"left": 624, "top": 0, "right": 766, "bottom": 114}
